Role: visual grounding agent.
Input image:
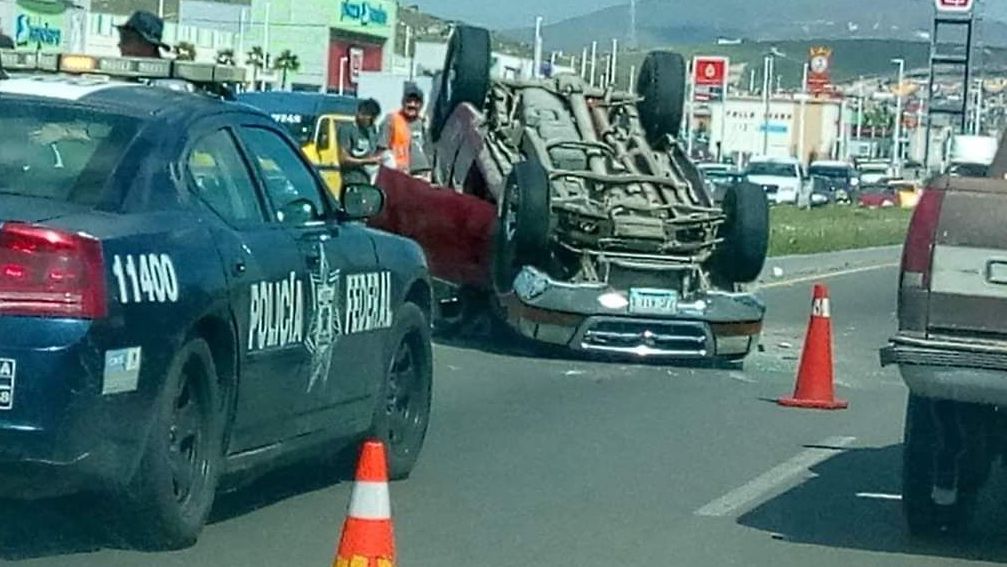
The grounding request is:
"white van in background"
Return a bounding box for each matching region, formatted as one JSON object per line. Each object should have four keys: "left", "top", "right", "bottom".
{"left": 745, "top": 156, "right": 802, "bottom": 205}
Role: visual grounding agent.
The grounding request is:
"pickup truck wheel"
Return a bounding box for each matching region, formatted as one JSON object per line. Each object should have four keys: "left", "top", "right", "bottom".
{"left": 114, "top": 339, "right": 224, "bottom": 550}
{"left": 711, "top": 182, "right": 769, "bottom": 284}
{"left": 431, "top": 26, "right": 492, "bottom": 142}
{"left": 636, "top": 51, "right": 687, "bottom": 150}
{"left": 903, "top": 395, "right": 989, "bottom": 537}
{"left": 493, "top": 160, "right": 552, "bottom": 292}
{"left": 367, "top": 303, "right": 433, "bottom": 480}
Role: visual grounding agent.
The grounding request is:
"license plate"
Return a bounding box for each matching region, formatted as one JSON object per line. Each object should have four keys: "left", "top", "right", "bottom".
{"left": 628, "top": 288, "right": 679, "bottom": 315}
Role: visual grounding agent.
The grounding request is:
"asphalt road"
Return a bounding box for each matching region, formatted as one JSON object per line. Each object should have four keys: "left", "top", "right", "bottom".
{"left": 5, "top": 261, "right": 1007, "bottom": 566}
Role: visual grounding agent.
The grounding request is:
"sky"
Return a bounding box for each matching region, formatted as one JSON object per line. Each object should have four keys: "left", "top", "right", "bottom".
{"left": 413, "top": 0, "right": 625, "bottom": 29}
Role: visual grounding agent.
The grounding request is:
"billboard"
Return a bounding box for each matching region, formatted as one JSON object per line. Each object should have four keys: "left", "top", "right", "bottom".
{"left": 807, "top": 46, "right": 832, "bottom": 95}
{"left": 692, "top": 56, "right": 729, "bottom": 102}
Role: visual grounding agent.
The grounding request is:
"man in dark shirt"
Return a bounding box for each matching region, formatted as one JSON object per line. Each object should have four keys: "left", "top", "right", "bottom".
{"left": 337, "top": 98, "right": 383, "bottom": 188}
{"left": 117, "top": 10, "right": 169, "bottom": 58}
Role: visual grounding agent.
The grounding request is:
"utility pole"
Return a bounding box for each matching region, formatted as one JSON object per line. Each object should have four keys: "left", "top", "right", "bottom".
{"left": 749, "top": 68, "right": 756, "bottom": 94}
{"left": 856, "top": 76, "right": 864, "bottom": 140}
{"left": 629, "top": 64, "right": 636, "bottom": 91}
{"left": 892, "top": 57, "right": 905, "bottom": 177}
{"left": 629, "top": 0, "right": 638, "bottom": 49}
{"left": 580, "top": 47, "right": 588, "bottom": 78}
{"left": 973, "top": 78, "right": 984, "bottom": 135}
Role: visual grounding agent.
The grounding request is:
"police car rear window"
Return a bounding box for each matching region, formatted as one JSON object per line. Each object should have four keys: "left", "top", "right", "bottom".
{"left": 0, "top": 100, "right": 140, "bottom": 206}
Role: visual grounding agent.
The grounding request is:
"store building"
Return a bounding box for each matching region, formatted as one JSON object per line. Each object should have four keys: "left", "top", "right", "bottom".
{"left": 700, "top": 95, "right": 844, "bottom": 165}
{"left": 1, "top": 0, "right": 90, "bottom": 53}
{"left": 243, "top": 0, "right": 397, "bottom": 92}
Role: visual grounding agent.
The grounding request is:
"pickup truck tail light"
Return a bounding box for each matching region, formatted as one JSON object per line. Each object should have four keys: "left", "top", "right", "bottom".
{"left": 900, "top": 189, "right": 945, "bottom": 289}
{"left": 0, "top": 223, "right": 107, "bottom": 318}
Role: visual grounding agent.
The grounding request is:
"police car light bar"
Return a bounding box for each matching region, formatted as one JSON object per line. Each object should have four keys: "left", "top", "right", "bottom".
{"left": 0, "top": 49, "right": 247, "bottom": 84}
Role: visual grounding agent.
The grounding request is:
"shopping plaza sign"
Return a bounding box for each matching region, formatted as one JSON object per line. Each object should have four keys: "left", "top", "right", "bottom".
{"left": 336, "top": 0, "right": 386, "bottom": 29}
{"left": 13, "top": 0, "right": 67, "bottom": 51}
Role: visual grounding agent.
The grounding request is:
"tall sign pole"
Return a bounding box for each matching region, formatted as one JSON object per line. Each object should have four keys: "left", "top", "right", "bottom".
{"left": 926, "top": 0, "right": 975, "bottom": 171}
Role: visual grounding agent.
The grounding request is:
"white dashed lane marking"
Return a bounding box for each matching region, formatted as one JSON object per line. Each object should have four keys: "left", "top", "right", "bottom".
{"left": 695, "top": 436, "right": 857, "bottom": 518}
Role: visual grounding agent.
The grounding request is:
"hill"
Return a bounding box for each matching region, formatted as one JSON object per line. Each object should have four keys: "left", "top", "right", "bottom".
{"left": 503, "top": 0, "right": 1007, "bottom": 52}
{"left": 612, "top": 39, "right": 1007, "bottom": 89}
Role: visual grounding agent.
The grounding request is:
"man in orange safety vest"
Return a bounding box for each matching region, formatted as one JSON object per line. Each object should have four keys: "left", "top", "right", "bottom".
{"left": 378, "top": 83, "right": 431, "bottom": 179}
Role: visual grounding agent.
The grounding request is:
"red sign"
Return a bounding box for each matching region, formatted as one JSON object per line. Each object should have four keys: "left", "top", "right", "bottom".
{"left": 934, "top": 0, "right": 974, "bottom": 12}
{"left": 807, "top": 46, "right": 832, "bottom": 94}
{"left": 692, "top": 56, "right": 728, "bottom": 87}
{"left": 349, "top": 47, "right": 364, "bottom": 84}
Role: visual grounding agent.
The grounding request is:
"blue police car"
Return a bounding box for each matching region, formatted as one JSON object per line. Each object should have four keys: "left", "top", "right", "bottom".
{"left": 0, "top": 52, "right": 434, "bottom": 548}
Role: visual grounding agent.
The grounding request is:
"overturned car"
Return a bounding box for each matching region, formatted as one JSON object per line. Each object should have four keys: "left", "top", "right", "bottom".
{"left": 372, "top": 26, "right": 769, "bottom": 361}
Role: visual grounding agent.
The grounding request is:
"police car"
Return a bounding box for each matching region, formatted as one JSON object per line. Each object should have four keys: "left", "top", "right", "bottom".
{"left": 0, "top": 51, "right": 434, "bottom": 549}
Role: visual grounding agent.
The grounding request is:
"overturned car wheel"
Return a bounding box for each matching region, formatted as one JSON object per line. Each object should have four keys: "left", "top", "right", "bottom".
{"left": 431, "top": 25, "right": 492, "bottom": 142}
{"left": 636, "top": 51, "right": 687, "bottom": 150}
{"left": 711, "top": 182, "right": 769, "bottom": 284}
{"left": 493, "top": 160, "right": 552, "bottom": 293}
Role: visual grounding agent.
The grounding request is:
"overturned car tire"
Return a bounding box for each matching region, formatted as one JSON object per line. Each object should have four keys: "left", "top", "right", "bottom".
{"left": 493, "top": 160, "right": 552, "bottom": 292}
{"left": 636, "top": 51, "right": 687, "bottom": 150}
{"left": 711, "top": 182, "right": 769, "bottom": 284}
{"left": 431, "top": 26, "right": 492, "bottom": 142}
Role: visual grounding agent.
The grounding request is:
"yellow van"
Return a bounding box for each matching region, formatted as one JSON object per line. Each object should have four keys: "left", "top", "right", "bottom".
{"left": 236, "top": 92, "right": 358, "bottom": 199}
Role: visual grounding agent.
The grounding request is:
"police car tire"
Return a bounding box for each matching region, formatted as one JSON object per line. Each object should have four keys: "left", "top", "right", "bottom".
{"left": 636, "top": 51, "right": 687, "bottom": 150}
{"left": 431, "top": 25, "right": 492, "bottom": 142}
{"left": 117, "top": 338, "right": 224, "bottom": 550}
{"left": 369, "top": 302, "right": 433, "bottom": 481}
{"left": 710, "top": 182, "right": 769, "bottom": 284}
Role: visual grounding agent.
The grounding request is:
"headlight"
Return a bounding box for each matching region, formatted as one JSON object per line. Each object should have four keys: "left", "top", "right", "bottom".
{"left": 513, "top": 267, "right": 550, "bottom": 301}
{"left": 598, "top": 292, "right": 629, "bottom": 309}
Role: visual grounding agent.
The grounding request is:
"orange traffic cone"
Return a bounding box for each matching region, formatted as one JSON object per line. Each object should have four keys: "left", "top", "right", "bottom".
{"left": 778, "top": 283, "right": 849, "bottom": 410}
{"left": 333, "top": 440, "right": 396, "bottom": 567}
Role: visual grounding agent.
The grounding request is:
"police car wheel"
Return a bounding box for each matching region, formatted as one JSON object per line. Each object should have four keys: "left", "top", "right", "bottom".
{"left": 116, "top": 338, "right": 225, "bottom": 550}
{"left": 370, "top": 302, "right": 433, "bottom": 481}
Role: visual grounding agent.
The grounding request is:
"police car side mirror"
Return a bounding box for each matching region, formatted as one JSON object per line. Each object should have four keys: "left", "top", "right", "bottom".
{"left": 341, "top": 184, "right": 385, "bottom": 220}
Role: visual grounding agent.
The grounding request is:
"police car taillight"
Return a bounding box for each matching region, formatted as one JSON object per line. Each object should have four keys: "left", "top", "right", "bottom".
{"left": 0, "top": 223, "right": 107, "bottom": 318}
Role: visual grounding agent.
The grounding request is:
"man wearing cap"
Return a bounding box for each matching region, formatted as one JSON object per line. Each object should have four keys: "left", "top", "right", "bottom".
{"left": 117, "top": 10, "right": 169, "bottom": 58}
{"left": 378, "top": 83, "right": 431, "bottom": 178}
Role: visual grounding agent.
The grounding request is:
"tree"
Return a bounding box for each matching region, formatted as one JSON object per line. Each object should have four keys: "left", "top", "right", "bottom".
{"left": 246, "top": 46, "right": 265, "bottom": 70}
{"left": 175, "top": 41, "right": 196, "bottom": 62}
{"left": 273, "top": 49, "right": 300, "bottom": 90}
{"left": 216, "top": 48, "right": 236, "bottom": 66}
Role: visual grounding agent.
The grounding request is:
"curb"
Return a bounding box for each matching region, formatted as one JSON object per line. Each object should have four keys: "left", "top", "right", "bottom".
{"left": 757, "top": 245, "right": 902, "bottom": 285}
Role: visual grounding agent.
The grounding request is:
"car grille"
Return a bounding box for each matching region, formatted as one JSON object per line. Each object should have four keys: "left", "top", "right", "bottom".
{"left": 579, "top": 319, "right": 710, "bottom": 357}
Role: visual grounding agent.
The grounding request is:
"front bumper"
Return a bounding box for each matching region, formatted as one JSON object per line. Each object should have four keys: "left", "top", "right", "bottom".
{"left": 881, "top": 335, "right": 1007, "bottom": 405}
{"left": 501, "top": 267, "right": 765, "bottom": 358}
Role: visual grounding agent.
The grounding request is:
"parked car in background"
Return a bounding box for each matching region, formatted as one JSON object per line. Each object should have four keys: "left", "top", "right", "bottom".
{"left": 857, "top": 183, "right": 898, "bottom": 208}
{"left": 745, "top": 156, "right": 802, "bottom": 205}
{"left": 697, "top": 162, "right": 739, "bottom": 204}
{"left": 857, "top": 160, "right": 892, "bottom": 185}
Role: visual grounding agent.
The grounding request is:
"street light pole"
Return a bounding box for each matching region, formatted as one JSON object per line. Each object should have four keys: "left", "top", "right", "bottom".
{"left": 590, "top": 41, "right": 598, "bottom": 87}
{"left": 798, "top": 62, "right": 808, "bottom": 165}
{"left": 581, "top": 47, "right": 588, "bottom": 79}
{"left": 761, "top": 55, "right": 772, "bottom": 155}
{"left": 892, "top": 58, "right": 905, "bottom": 178}
{"left": 610, "top": 38, "right": 618, "bottom": 86}
{"left": 533, "top": 16, "right": 544, "bottom": 79}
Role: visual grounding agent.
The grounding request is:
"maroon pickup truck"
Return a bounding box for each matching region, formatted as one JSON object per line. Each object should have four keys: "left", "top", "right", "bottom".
{"left": 881, "top": 136, "right": 1007, "bottom": 536}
